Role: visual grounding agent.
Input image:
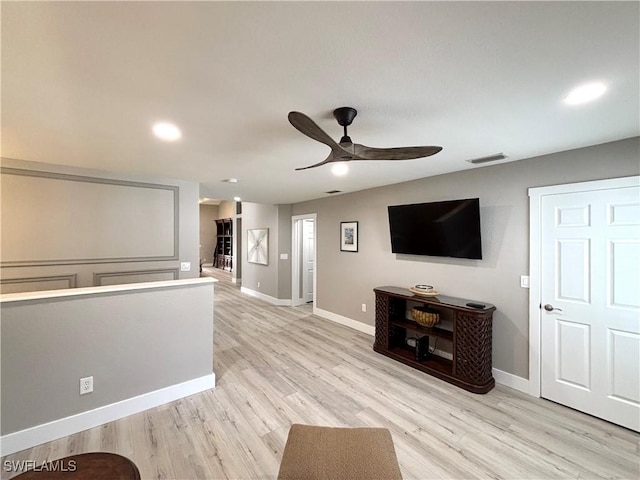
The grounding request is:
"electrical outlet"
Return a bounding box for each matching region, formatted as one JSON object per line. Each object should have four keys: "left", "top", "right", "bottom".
{"left": 180, "top": 262, "right": 191, "bottom": 272}
{"left": 80, "top": 376, "right": 93, "bottom": 395}
{"left": 362, "top": 303, "right": 367, "bottom": 312}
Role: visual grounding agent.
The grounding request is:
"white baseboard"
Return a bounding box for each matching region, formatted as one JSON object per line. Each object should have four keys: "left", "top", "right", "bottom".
{"left": 0, "top": 373, "right": 216, "bottom": 457}
{"left": 313, "top": 307, "right": 375, "bottom": 336}
{"left": 240, "top": 287, "right": 291, "bottom": 306}
{"left": 492, "top": 368, "right": 530, "bottom": 394}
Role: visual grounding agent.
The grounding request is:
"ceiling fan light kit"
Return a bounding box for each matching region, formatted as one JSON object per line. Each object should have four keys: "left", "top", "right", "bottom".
{"left": 288, "top": 107, "right": 442, "bottom": 171}
{"left": 331, "top": 162, "right": 349, "bottom": 176}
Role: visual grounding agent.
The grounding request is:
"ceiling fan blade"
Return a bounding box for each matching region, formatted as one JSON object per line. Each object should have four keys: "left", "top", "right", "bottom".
{"left": 288, "top": 111, "right": 342, "bottom": 150}
{"left": 295, "top": 153, "right": 337, "bottom": 171}
{"left": 290, "top": 108, "right": 443, "bottom": 170}
{"left": 352, "top": 144, "right": 442, "bottom": 160}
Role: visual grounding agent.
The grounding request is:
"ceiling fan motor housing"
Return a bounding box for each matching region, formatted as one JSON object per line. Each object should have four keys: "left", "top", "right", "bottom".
{"left": 333, "top": 107, "right": 357, "bottom": 126}
{"left": 334, "top": 107, "right": 357, "bottom": 144}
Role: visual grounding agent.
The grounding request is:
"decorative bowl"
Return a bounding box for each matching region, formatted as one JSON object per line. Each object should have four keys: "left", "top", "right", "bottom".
{"left": 411, "top": 307, "right": 440, "bottom": 327}
{"left": 409, "top": 287, "right": 441, "bottom": 297}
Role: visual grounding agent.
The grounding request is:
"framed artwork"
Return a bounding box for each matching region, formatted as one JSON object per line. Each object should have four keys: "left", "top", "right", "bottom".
{"left": 340, "top": 221, "right": 358, "bottom": 252}
{"left": 247, "top": 228, "right": 269, "bottom": 265}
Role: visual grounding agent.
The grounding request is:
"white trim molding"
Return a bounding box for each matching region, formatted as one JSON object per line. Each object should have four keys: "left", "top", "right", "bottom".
{"left": 0, "top": 374, "right": 216, "bottom": 457}
{"left": 527, "top": 175, "right": 639, "bottom": 398}
{"left": 240, "top": 287, "right": 292, "bottom": 306}
{"left": 313, "top": 307, "right": 375, "bottom": 336}
{"left": 1, "top": 277, "right": 216, "bottom": 304}
{"left": 492, "top": 368, "right": 530, "bottom": 394}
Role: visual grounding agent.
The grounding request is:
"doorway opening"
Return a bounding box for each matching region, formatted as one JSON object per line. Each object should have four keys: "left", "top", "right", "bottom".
{"left": 291, "top": 214, "right": 317, "bottom": 308}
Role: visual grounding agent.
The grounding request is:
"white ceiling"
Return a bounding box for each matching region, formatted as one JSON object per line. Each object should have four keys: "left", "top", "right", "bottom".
{"left": 2, "top": 1, "right": 638, "bottom": 205}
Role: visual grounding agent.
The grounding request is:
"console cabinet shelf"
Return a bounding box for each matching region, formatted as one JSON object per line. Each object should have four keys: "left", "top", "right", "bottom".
{"left": 373, "top": 286, "right": 496, "bottom": 393}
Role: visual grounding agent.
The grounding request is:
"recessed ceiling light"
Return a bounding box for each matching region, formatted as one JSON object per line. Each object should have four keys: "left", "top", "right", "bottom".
{"left": 331, "top": 162, "right": 349, "bottom": 176}
{"left": 233, "top": 196, "right": 241, "bottom": 202}
{"left": 564, "top": 82, "right": 607, "bottom": 105}
{"left": 152, "top": 122, "right": 182, "bottom": 141}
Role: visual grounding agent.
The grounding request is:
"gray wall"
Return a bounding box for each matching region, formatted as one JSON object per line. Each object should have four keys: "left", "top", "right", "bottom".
{"left": 1, "top": 158, "right": 201, "bottom": 292}
{"left": 1, "top": 280, "right": 214, "bottom": 435}
{"left": 199, "top": 204, "right": 219, "bottom": 265}
{"left": 241, "top": 202, "right": 292, "bottom": 300}
{"left": 277, "top": 204, "right": 292, "bottom": 299}
{"left": 241, "top": 203, "right": 280, "bottom": 298}
{"left": 291, "top": 137, "right": 640, "bottom": 378}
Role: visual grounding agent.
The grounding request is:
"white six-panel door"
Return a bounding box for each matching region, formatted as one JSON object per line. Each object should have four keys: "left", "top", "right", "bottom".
{"left": 540, "top": 183, "right": 639, "bottom": 431}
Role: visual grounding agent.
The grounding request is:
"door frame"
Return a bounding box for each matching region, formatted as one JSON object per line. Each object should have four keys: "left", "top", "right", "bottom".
{"left": 291, "top": 213, "right": 317, "bottom": 308}
{"left": 528, "top": 175, "right": 639, "bottom": 397}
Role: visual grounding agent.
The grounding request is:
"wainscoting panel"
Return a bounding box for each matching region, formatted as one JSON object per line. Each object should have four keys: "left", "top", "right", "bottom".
{"left": 0, "top": 274, "right": 78, "bottom": 294}
{"left": 94, "top": 269, "right": 179, "bottom": 286}
{"left": 0, "top": 168, "right": 179, "bottom": 266}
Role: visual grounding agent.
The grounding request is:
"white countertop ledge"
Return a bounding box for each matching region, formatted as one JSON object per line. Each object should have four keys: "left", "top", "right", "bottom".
{"left": 0, "top": 277, "right": 217, "bottom": 304}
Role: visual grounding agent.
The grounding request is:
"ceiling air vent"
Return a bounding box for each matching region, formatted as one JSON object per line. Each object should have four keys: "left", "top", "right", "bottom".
{"left": 325, "top": 190, "right": 342, "bottom": 194}
{"left": 466, "top": 153, "right": 507, "bottom": 165}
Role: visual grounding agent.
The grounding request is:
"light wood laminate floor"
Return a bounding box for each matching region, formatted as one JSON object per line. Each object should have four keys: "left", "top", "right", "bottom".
{"left": 2, "top": 270, "right": 638, "bottom": 479}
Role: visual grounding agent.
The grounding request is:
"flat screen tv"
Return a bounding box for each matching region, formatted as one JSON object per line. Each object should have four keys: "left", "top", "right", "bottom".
{"left": 388, "top": 198, "right": 482, "bottom": 259}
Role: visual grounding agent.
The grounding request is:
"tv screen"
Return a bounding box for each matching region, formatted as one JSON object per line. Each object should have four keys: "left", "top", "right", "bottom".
{"left": 388, "top": 198, "right": 482, "bottom": 259}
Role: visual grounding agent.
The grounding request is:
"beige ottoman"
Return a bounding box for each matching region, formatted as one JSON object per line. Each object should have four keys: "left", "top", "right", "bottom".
{"left": 278, "top": 424, "right": 403, "bottom": 480}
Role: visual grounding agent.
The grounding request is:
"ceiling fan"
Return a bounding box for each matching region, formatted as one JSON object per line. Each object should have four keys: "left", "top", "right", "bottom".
{"left": 288, "top": 107, "right": 442, "bottom": 171}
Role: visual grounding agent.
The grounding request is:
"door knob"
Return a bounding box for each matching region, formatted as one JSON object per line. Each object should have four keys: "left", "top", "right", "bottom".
{"left": 544, "top": 304, "right": 563, "bottom": 312}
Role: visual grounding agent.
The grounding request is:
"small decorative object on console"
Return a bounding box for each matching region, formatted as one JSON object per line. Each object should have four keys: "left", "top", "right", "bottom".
{"left": 409, "top": 286, "right": 441, "bottom": 297}
{"left": 411, "top": 306, "right": 440, "bottom": 327}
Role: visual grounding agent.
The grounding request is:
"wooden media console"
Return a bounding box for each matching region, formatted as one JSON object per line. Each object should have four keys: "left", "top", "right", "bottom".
{"left": 373, "top": 286, "right": 496, "bottom": 393}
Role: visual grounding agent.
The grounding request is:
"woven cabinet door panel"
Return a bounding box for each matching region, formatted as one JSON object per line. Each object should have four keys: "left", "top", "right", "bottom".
{"left": 454, "top": 312, "right": 493, "bottom": 385}
{"left": 374, "top": 293, "right": 390, "bottom": 349}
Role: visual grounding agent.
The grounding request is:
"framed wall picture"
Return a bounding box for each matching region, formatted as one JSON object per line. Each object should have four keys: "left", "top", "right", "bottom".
{"left": 247, "top": 228, "right": 269, "bottom": 265}
{"left": 340, "top": 221, "right": 358, "bottom": 252}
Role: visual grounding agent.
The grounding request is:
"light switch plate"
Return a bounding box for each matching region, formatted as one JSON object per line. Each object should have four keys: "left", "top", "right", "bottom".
{"left": 520, "top": 275, "right": 530, "bottom": 288}
{"left": 280, "top": 253, "right": 289, "bottom": 260}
